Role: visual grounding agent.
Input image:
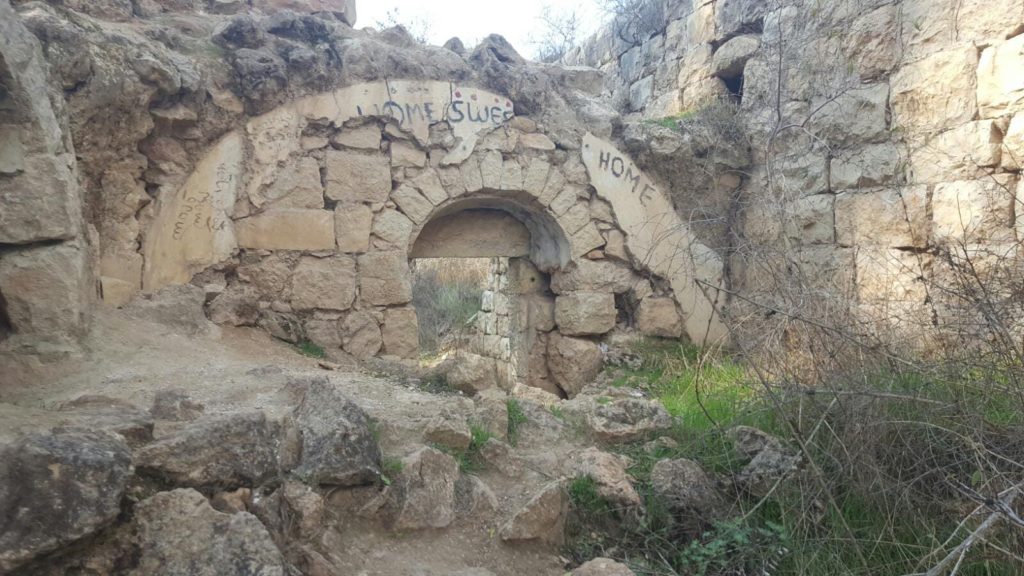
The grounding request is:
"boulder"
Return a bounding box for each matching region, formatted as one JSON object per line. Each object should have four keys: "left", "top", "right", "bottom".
{"left": 547, "top": 333, "right": 604, "bottom": 397}
{"left": 386, "top": 447, "right": 460, "bottom": 530}
{"left": 455, "top": 474, "right": 499, "bottom": 516}
{"left": 572, "top": 558, "right": 636, "bottom": 576}
{"left": 447, "top": 352, "right": 500, "bottom": 395}
{"left": 727, "top": 426, "right": 802, "bottom": 497}
{"left": 573, "top": 448, "right": 641, "bottom": 509}
{"left": 150, "top": 390, "right": 205, "bottom": 421}
{"left": 251, "top": 481, "right": 324, "bottom": 542}
{"left": 479, "top": 437, "right": 523, "bottom": 477}
{"left": 474, "top": 388, "right": 509, "bottom": 441}
{"left": 123, "top": 489, "right": 287, "bottom": 575}
{"left": 289, "top": 379, "right": 382, "bottom": 486}
{"left": 56, "top": 395, "right": 154, "bottom": 446}
{"left": 500, "top": 481, "right": 569, "bottom": 545}
{"left": 650, "top": 458, "right": 723, "bottom": 520}
{"left": 555, "top": 292, "right": 617, "bottom": 336}
{"left": 551, "top": 259, "right": 637, "bottom": 294}
{"left": 207, "top": 284, "right": 261, "bottom": 326}
{"left": 124, "top": 284, "right": 211, "bottom": 334}
{"left": 636, "top": 297, "right": 683, "bottom": 338}
{"left": 135, "top": 411, "right": 280, "bottom": 488}
{"left": 424, "top": 414, "right": 472, "bottom": 452}
{"left": 584, "top": 398, "right": 673, "bottom": 443}
{"left": 0, "top": 429, "right": 133, "bottom": 574}
{"left": 976, "top": 34, "right": 1024, "bottom": 118}
{"left": 210, "top": 487, "right": 252, "bottom": 514}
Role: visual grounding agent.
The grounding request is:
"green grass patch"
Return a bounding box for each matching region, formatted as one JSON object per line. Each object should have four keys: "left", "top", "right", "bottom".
{"left": 380, "top": 456, "right": 403, "bottom": 486}
{"left": 433, "top": 423, "right": 495, "bottom": 474}
{"left": 506, "top": 398, "right": 527, "bottom": 445}
{"left": 643, "top": 109, "right": 699, "bottom": 130}
{"left": 294, "top": 340, "right": 326, "bottom": 359}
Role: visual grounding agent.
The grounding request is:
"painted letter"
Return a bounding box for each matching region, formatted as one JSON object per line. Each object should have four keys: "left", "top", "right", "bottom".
{"left": 599, "top": 151, "right": 611, "bottom": 171}
{"left": 611, "top": 156, "right": 625, "bottom": 177}
{"left": 449, "top": 100, "right": 465, "bottom": 122}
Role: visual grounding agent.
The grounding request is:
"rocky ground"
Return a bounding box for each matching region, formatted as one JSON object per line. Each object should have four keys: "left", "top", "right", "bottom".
{"left": 0, "top": 289, "right": 683, "bottom": 576}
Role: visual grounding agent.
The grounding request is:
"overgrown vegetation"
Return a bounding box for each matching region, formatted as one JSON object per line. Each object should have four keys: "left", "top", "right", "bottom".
{"left": 564, "top": 339, "right": 1024, "bottom": 576}
{"left": 410, "top": 258, "right": 489, "bottom": 357}
{"left": 432, "top": 423, "right": 494, "bottom": 474}
{"left": 506, "top": 398, "right": 527, "bottom": 445}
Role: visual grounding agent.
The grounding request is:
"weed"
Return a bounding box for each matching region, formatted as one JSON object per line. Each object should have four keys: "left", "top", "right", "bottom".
{"left": 550, "top": 405, "right": 565, "bottom": 420}
{"left": 380, "top": 456, "right": 403, "bottom": 486}
{"left": 506, "top": 398, "right": 527, "bottom": 445}
{"left": 294, "top": 340, "right": 326, "bottom": 359}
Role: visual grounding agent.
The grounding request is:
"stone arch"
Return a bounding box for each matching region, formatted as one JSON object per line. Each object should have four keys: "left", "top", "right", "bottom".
{"left": 136, "top": 79, "right": 729, "bottom": 384}
{"left": 408, "top": 193, "right": 572, "bottom": 271}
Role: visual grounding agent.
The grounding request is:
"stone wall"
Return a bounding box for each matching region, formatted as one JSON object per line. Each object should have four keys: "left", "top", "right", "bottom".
{"left": 571, "top": 0, "right": 1024, "bottom": 350}
{"left": 0, "top": 0, "right": 92, "bottom": 353}
{"left": 132, "top": 78, "right": 714, "bottom": 395}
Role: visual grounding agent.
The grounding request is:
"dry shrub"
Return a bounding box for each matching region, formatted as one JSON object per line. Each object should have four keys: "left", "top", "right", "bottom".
{"left": 411, "top": 258, "right": 491, "bottom": 356}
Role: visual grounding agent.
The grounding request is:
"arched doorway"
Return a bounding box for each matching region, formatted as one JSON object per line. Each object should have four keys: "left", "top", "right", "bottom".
{"left": 408, "top": 196, "right": 569, "bottom": 396}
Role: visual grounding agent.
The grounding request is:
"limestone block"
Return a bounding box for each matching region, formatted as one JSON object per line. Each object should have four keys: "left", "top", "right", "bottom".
{"left": 637, "top": 297, "right": 683, "bottom": 338}
{"left": 143, "top": 132, "right": 242, "bottom": 291}
{"left": 775, "top": 150, "right": 829, "bottom": 196}
{"left": 390, "top": 141, "right": 427, "bottom": 168}
{"left": 571, "top": 222, "right": 607, "bottom": 259}
{"left": 559, "top": 203, "right": 592, "bottom": 235}
{"left": 855, "top": 248, "right": 930, "bottom": 307}
{"left": 305, "top": 319, "right": 342, "bottom": 350}
{"left": 479, "top": 151, "right": 503, "bottom": 190}
{"left": 911, "top": 120, "right": 1003, "bottom": 182}
{"left": 0, "top": 242, "right": 90, "bottom": 344}
{"left": 628, "top": 76, "right": 654, "bottom": 112}
{"left": 256, "top": 156, "right": 323, "bottom": 209}
{"left": 890, "top": 45, "right": 979, "bottom": 132}
{"left": 956, "top": 0, "right": 1024, "bottom": 45}
{"left": 782, "top": 194, "right": 835, "bottom": 245}
{"left": 519, "top": 133, "right": 556, "bottom": 151}
{"left": 332, "top": 124, "right": 381, "bottom": 150}
{"left": 341, "top": 311, "right": 382, "bottom": 358}
{"left": 845, "top": 4, "right": 899, "bottom": 81}
{"left": 977, "top": 35, "right": 1024, "bottom": 118}
{"left": 523, "top": 157, "right": 552, "bottom": 198}
{"left": 687, "top": 1, "right": 717, "bottom": 45}
{"left": 382, "top": 307, "right": 419, "bottom": 359}
{"left": 551, "top": 258, "right": 637, "bottom": 294}
{"left": 372, "top": 208, "right": 414, "bottom": 249}
{"left": 712, "top": 35, "right": 760, "bottom": 78}
{"left": 0, "top": 153, "right": 80, "bottom": 245}
{"left": 325, "top": 150, "right": 391, "bottom": 204}
{"left": 460, "top": 154, "right": 485, "bottom": 192}
{"left": 391, "top": 184, "right": 433, "bottom": 223}
{"left": 835, "top": 186, "right": 929, "bottom": 248}
{"left": 410, "top": 169, "right": 448, "bottom": 205}
{"left": 235, "top": 209, "right": 336, "bottom": 251}
{"left": 830, "top": 142, "right": 904, "bottom": 190}
{"left": 933, "top": 176, "right": 1018, "bottom": 243}
{"left": 556, "top": 292, "right": 616, "bottom": 336}
{"left": 358, "top": 251, "right": 412, "bottom": 306}
{"left": 810, "top": 84, "right": 890, "bottom": 148}
{"left": 549, "top": 187, "right": 579, "bottom": 216}
{"left": 1002, "top": 114, "right": 1024, "bottom": 170}
{"left": 539, "top": 168, "right": 566, "bottom": 206}
{"left": 290, "top": 256, "right": 356, "bottom": 311}
{"left": 526, "top": 295, "right": 556, "bottom": 332}
{"left": 101, "top": 276, "right": 136, "bottom": 308}
{"left": 499, "top": 160, "right": 524, "bottom": 190}
{"left": 335, "top": 203, "right": 372, "bottom": 253}
{"left": 547, "top": 332, "right": 603, "bottom": 398}
{"left": 716, "top": 0, "right": 767, "bottom": 41}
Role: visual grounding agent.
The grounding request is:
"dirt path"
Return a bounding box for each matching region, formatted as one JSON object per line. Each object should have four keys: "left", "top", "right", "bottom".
{"left": 0, "top": 308, "right": 584, "bottom": 575}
